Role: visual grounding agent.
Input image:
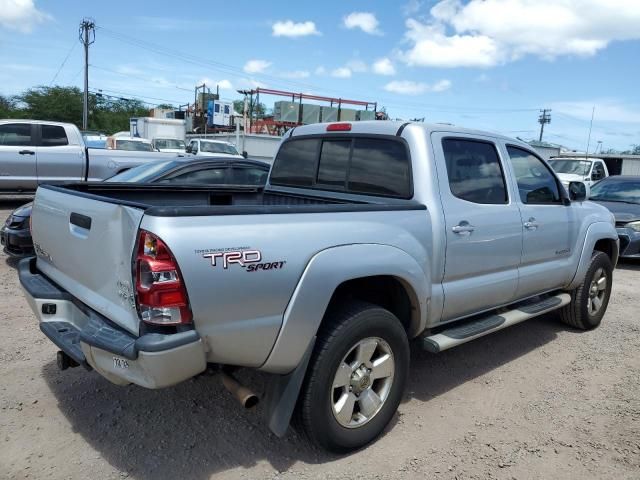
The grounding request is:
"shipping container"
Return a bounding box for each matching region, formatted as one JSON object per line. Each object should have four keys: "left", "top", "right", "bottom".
{"left": 301, "top": 104, "right": 321, "bottom": 124}
{"left": 357, "top": 110, "right": 376, "bottom": 121}
{"left": 274, "top": 101, "right": 300, "bottom": 123}
{"left": 339, "top": 108, "right": 357, "bottom": 121}
{"left": 320, "top": 106, "right": 339, "bottom": 123}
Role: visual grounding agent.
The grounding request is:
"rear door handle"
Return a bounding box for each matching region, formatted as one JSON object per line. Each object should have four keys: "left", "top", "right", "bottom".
{"left": 19, "top": 150, "right": 35, "bottom": 155}
{"left": 452, "top": 222, "right": 475, "bottom": 235}
{"left": 524, "top": 218, "right": 539, "bottom": 230}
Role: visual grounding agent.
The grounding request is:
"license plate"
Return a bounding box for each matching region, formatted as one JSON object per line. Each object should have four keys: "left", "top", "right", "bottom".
{"left": 113, "top": 357, "right": 129, "bottom": 369}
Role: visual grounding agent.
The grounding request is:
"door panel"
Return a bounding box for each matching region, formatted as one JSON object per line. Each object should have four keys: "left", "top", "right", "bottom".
{"left": 433, "top": 133, "right": 523, "bottom": 321}
{"left": 35, "top": 124, "right": 84, "bottom": 184}
{"left": 0, "top": 123, "right": 37, "bottom": 191}
{"left": 504, "top": 145, "right": 576, "bottom": 297}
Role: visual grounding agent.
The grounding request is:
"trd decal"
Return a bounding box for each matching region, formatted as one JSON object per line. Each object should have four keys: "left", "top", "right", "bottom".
{"left": 202, "top": 249, "right": 286, "bottom": 272}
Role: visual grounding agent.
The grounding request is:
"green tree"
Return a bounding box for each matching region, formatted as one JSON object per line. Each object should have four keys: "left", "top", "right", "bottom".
{"left": 16, "top": 86, "right": 83, "bottom": 124}
{"left": 0, "top": 94, "right": 17, "bottom": 118}
{"left": 233, "top": 98, "right": 267, "bottom": 118}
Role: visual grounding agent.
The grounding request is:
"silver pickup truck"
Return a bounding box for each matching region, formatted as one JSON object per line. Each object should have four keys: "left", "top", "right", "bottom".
{"left": 19, "top": 121, "right": 619, "bottom": 452}
{"left": 0, "top": 119, "right": 178, "bottom": 192}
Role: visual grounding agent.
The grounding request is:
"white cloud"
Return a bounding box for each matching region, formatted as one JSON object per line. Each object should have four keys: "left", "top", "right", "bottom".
{"left": 402, "top": 0, "right": 423, "bottom": 16}
{"left": 331, "top": 67, "right": 352, "bottom": 78}
{"left": 343, "top": 12, "right": 381, "bottom": 35}
{"left": 198, "top": 78, "right": 234, "bottom": 90}
{"left": 272, "top": 20, "right": 320, "bottom": 37}
{"left": 401, "top": 0, "right": 640, "bottom": 68}
{"left": 372, "top": 57, "right": 396, "bottom": 76}
{"left": 0, "top": 0, "right": 50, "bottom": 33}
{"left": 243, "top": 59, "right": 272, "bottom": 74}
{"left": 384, "top": 79, "right": 452, "bottom": 95}
{"left": 281, "top": 70, "right": 310, "bottom": 79}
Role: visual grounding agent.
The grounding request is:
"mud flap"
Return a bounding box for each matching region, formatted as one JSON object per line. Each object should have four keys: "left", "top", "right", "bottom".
{"left": 263, "top": 337, "right": 316, "bottom": 437}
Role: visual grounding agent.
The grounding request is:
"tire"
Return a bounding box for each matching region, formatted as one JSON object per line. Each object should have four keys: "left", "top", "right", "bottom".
{"left": 296, "top": 301, "right": 409, "bottom": 452}
{"left": 559, "top": 251, "right": 613, "bottom": 330}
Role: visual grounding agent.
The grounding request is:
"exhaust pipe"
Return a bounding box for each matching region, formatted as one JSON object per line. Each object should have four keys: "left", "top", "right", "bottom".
{"left": 221, "top": 372, "right": 259, "bottom": 409}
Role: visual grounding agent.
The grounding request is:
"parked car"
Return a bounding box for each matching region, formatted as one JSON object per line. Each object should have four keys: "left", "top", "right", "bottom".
{"left": 81, "top": 130, "right": 108, "bottom": 149}
{"left": 106, "top": 136, "right": 155, "bottom": 152}
{"left": 588, "top": 175, "right": 640, "bottom": 258}
{"left": 186, "top": 138, "right": 243, "bottom": 158}
{"left": 548, "top": 157, "right": 609, "bottom": 192}
{"left": 1, "top": 157, "right": 269, "bottom": 257}
{"left": 152, "top": 138, "right": 186, "bottom": 153}
{"left": 20, "top": 121, "right": 618, "bottom": 453}
{"left": 0, "top": 120, "right": 177, "bottom": 193}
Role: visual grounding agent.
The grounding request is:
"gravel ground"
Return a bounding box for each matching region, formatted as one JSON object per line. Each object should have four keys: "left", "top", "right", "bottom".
{"left": 1, "top": 197, "right": 639, "bottom": 480}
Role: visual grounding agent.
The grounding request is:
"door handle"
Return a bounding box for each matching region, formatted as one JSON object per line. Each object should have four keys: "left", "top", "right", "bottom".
{"left": 452, "top": 222, "right": 475, "bottom": 235}
{"left": 524, "top": 217, "right": 539, "bottom": 230}
{"left": 19, "top": 150, "right": 35, "bottom": 155}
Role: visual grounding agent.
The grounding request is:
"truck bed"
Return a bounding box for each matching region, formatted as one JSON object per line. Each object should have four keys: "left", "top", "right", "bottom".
{"left": 46, "top": 183, "right": 424, "bottom": 215}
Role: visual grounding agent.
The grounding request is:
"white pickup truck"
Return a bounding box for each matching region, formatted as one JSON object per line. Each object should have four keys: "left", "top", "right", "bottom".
{"left": 0, "top": 119, "right": 179, "bottom": 193}
{"left": 548, "top": 157, "right": 609, "bottom": 192}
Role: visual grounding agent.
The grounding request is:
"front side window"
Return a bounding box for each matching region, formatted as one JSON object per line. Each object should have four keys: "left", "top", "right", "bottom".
{"left": 442, "top": 138, "right": 507, "bottom": 204}
{"left": 0, "top": 123, "right": 32, "bottom": 146}
{"left": 40, "top": 125, "right": 68, "bottom": 146}
{"left": 507, "top": 146, "right": 561, "bottom": 204}
{"left": 592, "top": 162, "right": 606, "bottom": 181}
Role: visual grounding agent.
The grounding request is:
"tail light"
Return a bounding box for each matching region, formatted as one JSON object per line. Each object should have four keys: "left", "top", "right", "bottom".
{"left": 134, "top": 230, "right": 192, "bottom": 325}
{"left": 326, "top": 123, "right": 351, "bottom": 132}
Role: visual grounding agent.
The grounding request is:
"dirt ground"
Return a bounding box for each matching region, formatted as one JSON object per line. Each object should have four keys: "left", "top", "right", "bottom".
{"left": 1, "top": 196, "right": 639, "bottom": 480}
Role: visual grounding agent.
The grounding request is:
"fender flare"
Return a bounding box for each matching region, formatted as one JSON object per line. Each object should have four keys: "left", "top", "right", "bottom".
{"left": 567, "top": 221, "right": 619, "bottom": 290}
{"left": 260, "top": 243, "right": 429, "bottom": 374}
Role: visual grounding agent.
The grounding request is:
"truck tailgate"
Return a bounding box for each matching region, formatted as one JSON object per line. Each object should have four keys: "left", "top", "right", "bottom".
{"left": 31, "top": 186, "right": 144, "bottom": 335}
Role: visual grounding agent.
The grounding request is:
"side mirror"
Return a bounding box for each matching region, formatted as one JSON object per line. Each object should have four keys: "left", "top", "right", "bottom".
{"left": 185, "top": 145, "right": 192, "bottom": 153}
{"left": 568, "top": 181, "right": 587, "bottom": 202}
{"left": 242, "top": 151, "right": 248, "bottom": 158}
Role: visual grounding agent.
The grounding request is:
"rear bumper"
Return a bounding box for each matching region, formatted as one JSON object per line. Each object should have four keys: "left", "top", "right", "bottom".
{"left": 19, "top": 257, "right": 206, "bottom": 388}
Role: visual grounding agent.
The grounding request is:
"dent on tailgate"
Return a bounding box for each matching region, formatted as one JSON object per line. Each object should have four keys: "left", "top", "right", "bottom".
{"left": 32, "top": 186, "right": 144, "bottom": 335}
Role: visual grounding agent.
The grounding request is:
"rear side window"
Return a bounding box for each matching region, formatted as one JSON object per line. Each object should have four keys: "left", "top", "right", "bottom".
{"left": 162, "top": 167, "right": 228, "bottom": 185}
{"left": 0, "top": 123, "right": 32, "bottom": 146}
{"left": 270, "top": 136, "right": 411, "bottom": 198}
{"left": 40, "top": 125, "right": 69, "bottom": 146}
{"left": 442, "top": 138, "right": 507, "bottom": 204}
{"left": 231, "top": 166, "right": 269, "bottom": 185}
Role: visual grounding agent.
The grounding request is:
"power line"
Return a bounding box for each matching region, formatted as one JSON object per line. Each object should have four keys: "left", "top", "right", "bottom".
{"left": 49, "top": 40, "right": 78, "bottom": 86}
{"left": 91, "top": 65, "right": 193, "bottom": 92}
{"left": 92, "top": 87, "right": 183, "bottom": 105}
{"left": 96, "top": 24, "right": 540, "bottom": 116}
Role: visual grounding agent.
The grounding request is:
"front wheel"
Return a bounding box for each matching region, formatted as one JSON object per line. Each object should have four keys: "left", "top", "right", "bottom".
{"left": 297, "top": 301, "right": 409, "bottom": 452}
{"left": 559, "top": 251, "right": 613, "bottom": 330}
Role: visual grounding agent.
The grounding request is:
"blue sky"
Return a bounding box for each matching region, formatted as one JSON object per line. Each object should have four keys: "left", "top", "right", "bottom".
{"left": 0, "top": 0, "right": 639, "bottom": 151}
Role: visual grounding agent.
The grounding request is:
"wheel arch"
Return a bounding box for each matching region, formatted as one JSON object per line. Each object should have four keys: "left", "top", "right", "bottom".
{"left": 568, "top": 222, "right": 619, "bottom": 290}
{"left": 260, "top": 244, "right": 429, "bottom": 374}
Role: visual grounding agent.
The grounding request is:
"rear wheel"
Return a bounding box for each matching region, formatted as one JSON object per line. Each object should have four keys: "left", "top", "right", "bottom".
{"left": 559, "top": 251, "right": 613, "bottom": 330}
{"left": 297, "top": 301, "right": 409, "bottom": 452}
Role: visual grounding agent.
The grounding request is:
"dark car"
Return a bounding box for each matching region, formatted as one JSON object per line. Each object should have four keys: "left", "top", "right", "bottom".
{"left": 589, "top": 175, "right": 640, "bottom": 258}
{"left": 1, "top": 157, "right": 270, "bottom": 257}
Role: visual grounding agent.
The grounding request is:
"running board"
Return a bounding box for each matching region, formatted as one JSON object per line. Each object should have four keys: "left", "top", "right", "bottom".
{"left": 421, "top": 293, "right": 571, "bottom": 353}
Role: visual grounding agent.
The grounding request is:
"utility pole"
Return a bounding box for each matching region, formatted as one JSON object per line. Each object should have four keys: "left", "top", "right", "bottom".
{"left": 79, "top": 18, "right": 95, "bottom": 130}
{"left": 538, "top": 109, "right": 551, "bottom": 142}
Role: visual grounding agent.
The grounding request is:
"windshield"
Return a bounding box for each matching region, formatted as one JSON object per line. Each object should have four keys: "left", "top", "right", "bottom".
{"left": 548, "top": 159, "right": 592, "bottom": 176}
{"left": 116, "top": 139, "right": 154, "bottom": 151}
{"left": 155, "top": 139, "right": 185, "bottom": 150}
{"left": 106, "top": 161, "right": 178, "bottom": 182}
{"left": 200, "top": 142, "right": 239, "bottom": 155}
{"left": 589, "top": 178, "right": 640, "bottom": 204}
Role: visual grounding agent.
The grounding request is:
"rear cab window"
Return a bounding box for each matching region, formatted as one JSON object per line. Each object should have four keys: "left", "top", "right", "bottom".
{"left": 270, "top": 136, "right": 412, "bottom": 198}
{"left": 40, "top": 125, "right": 69, "bottom": 146}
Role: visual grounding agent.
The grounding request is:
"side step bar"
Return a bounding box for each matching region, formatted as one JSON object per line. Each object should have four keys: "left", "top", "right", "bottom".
{"left": 421, "top": 293, "right": 571, "bottom": 353}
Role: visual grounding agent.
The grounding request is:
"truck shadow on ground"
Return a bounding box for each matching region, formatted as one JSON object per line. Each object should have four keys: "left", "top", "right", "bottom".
{"left": 42, "top": 314, "right": 568, "bottom": 479}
